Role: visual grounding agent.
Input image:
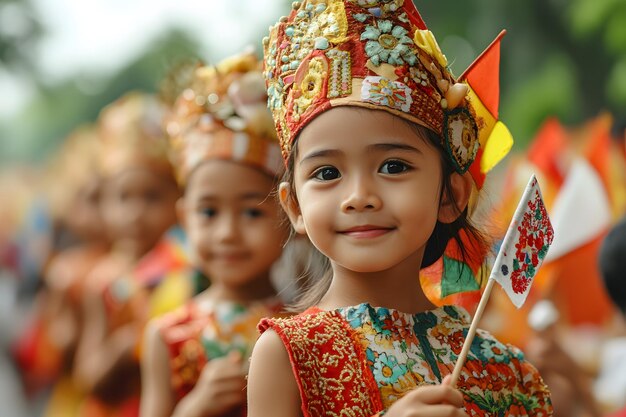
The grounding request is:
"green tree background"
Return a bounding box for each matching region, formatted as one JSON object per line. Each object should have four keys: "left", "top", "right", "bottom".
{"left": 1, "top": 0, "right": 625, "bottom": 164}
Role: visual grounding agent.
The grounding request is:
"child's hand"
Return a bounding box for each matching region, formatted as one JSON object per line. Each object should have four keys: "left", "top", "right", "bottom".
{"left": 187, "top": 351, "right": 247, "bottom": 417}
{"left": 383, "top": 376, "right": 468, "bottom": 417}
{"left": 526, "top": 332, "right": 580, "bottom": 379}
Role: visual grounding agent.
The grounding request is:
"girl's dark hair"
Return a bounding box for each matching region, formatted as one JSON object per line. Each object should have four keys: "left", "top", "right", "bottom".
{"left": 282, "top": 115, "right": 489, "bottom": 312}
{"left": 599, "top": 215, "right": 626, "bottom": 315}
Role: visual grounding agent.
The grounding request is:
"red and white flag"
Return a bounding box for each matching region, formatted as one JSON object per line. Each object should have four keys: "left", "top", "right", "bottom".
{"left": 491, "top": 174, "right": 554, "bottom": 308}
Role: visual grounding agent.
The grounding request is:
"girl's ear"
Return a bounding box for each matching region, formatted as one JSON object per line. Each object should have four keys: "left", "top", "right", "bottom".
{"left": 438, "top": 172, "right": 472, "bottom": 224}
{"left": 278, "top": 182, "right": 306, "bottom": 235}
{"left": 176, "top": 197, "right": 187, "bottom": 228}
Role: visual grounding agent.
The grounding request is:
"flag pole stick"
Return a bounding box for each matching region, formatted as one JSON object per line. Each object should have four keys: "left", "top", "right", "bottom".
{"left": 450, "top": 278, "right": 496, "bottom": 387}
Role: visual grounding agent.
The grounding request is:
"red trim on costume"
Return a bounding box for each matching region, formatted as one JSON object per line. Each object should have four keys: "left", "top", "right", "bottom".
{"left": 259, "top": 308, "right": 383, "bottom": 417}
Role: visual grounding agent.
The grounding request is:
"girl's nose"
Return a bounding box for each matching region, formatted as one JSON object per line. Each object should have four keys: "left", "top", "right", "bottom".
{"left": 126, "top": 198, "right": 146, "bottom": 222}
{"left": 214, "top": 212, "right": 241, "bottom": 242}
{"left": 340, "top": 176, "right": 382, "bottom": 213}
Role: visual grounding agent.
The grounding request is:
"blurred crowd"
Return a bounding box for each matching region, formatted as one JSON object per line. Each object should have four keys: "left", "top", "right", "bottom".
{"left": 1, "top": 56, "right": 625, "bottom": 417}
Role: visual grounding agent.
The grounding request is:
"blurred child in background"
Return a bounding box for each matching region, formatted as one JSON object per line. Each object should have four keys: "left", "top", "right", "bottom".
{"left": 140, "top": 51, "right": 288, "bottom": 417}
{"left": 73, "top": 93, "right": 181, "bottom": 417}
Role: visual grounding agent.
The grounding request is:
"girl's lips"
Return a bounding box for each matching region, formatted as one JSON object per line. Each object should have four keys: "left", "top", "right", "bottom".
{"left": 212, "top": 252, "right": 249, "bottom": 262}
{"left": 340, "top": 225, "right": 393, "bottom": 239}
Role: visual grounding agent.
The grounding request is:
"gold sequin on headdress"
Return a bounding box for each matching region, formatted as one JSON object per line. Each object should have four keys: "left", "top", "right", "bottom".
{"left": 165, "top": 52, "right": 282, "bottom": 185}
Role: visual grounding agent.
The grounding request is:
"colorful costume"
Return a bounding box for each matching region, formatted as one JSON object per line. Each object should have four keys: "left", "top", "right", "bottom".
{"left": 76, "top": 233, "right": 195, "bottom": 417}
{"left": 102, "top": 227, "right": 196, "bottom": 331}
{"left": 151, "top": 51, "right": 285, "bottom": 413}
{"left": 261, "top": 303, "right": 552, "bottom": 417}
{"left": 159, "top": 299, "right": 282, "bottom": 402}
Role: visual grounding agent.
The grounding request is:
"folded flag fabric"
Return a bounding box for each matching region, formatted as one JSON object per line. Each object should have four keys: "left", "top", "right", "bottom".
{"left": 491, "top": 174, "right": 554, "bottom": 308}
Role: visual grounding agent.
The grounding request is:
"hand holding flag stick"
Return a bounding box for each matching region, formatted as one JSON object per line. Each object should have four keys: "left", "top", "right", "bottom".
{"left": 449, "top": 174, "right": 554, "bottom": 386}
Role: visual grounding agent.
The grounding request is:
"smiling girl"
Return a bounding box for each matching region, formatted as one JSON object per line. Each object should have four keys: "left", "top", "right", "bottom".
{"left": 247, "top": 1, "right": 553, "bottom": 416}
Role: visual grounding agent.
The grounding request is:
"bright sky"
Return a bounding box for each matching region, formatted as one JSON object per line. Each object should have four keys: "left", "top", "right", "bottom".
{"left": 0, "top": 0, "right": 287, "bottom": 118}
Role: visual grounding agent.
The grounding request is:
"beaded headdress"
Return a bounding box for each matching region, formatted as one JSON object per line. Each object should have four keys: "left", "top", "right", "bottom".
{"left": 98, "top": 92, "right": 174, "bottom": 179}
{"left": 263, "top": 0, "right": 513, "bottom": 188}
{"left": 165, "top": 52, "right": 282, "bottom": 185}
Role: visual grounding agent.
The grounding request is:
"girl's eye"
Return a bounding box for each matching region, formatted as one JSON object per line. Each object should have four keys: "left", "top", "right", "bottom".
{"left": 199, "top": 207, "right": 217, "bottom": 218}
{"left": 144, "top": 190, "right": 161, "bottom": 203}
{"left": 244, "top": 208, "right": 263, "bottom": 218}
{"left": 379, "top": 160, "right": 410, "bottom": 174}
{"left": 313, "top": 167, "right": 341, "bottom": 181}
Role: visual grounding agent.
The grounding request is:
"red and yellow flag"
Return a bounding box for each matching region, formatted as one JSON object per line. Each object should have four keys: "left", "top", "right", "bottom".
{"left": 460, "top": 30, "right": 514, "bottom": 189}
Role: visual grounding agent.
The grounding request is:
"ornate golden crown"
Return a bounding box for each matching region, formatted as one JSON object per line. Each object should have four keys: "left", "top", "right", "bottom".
{"left": 165, "top": 52, "right": 282, "bottom": 184}
{"left": 263, "top": 0, "right": 511, "bottom": 182}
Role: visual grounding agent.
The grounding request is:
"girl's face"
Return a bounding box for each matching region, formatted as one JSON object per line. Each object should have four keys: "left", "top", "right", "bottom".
{"left": 182, "top": 160, "right": 287, "bottom": 289}
{"left": 101, "top": 167, "right": 179, "bottom": 257}
{"left": 286, "top": 107, "right": 446, "bottom": 273}
{"left": 65, "top": 175, "right": 106, "bottom": 243}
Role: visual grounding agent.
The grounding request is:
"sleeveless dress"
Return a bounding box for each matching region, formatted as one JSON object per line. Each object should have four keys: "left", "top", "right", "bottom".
{"left": 158, "top": 298, "right": 283, "bottom": 416}
{"left": 260, "top": 303, "right": 553, "bottom": 417}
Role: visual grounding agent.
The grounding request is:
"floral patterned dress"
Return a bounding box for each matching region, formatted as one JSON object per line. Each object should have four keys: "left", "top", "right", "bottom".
{"left": 158, "top": 298, "right": 283, "bottom": 410}
{"left": 260, "top": 303, "right": 552, "bottom": 417}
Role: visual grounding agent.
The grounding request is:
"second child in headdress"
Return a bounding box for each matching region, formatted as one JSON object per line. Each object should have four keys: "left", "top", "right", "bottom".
{"left": 139, "top": 52, "right": 288, "bottom": 417}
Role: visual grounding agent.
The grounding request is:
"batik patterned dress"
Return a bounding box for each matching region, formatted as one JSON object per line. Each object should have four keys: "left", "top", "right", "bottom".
{"left": 260, "top": 303, "right": 552, "bottom": 417}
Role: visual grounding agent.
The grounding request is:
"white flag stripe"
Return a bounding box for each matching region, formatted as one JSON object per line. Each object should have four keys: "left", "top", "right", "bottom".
{"left": 546, "top": 158, "right": 611, "bottom": 261}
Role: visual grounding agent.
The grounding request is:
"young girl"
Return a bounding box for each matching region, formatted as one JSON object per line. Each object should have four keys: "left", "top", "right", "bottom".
{"left": 10, "top": 126, "right": 109, "bottom": 417}
{"left": 247, "top": 2, "right": 553, "bottom": 417}
{"left": 139, "top": 52, "right": 288, "bottom": 417}
{"left": 41, "top": 126, "right": 111, "bottom": 417}
{"left": 74, "top": 92, "right": 181, "bottom": 417}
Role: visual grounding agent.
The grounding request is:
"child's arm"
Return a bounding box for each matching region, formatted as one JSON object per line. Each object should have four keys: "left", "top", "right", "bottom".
{"left": 247, "top": 330, "right": 302, "bottom": 417}
{"left": 45, "top": 284, "right": 79, "bottom": 358}
{"left": 139, "top": 321, "right": 175, "bottom": 417}
{"left": 44, "top": 259, "right": 81, "bottom": 360}
{"left": 73, "top": 290, "right": 137, "bottom": 396}
{"left": 248, "top": 330, "right": 468, "bottom": 417}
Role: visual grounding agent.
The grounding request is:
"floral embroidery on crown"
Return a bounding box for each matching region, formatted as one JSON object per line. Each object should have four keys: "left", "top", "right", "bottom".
{"left": 263, "top": 0, "right": 481, "bottom": 174}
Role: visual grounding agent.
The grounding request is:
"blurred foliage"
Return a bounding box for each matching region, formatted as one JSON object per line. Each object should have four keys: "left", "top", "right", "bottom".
{"left": 0, "top": 0, "right": 42, "bottom": 75}
{"left": 1, "top": 0, "right": 625, "bottom": 164}
{"left": 417, "top": 0, "right": 626, "bottom": 146}
{"left": 4, "top": 28, "right": 202, "bottom": 161}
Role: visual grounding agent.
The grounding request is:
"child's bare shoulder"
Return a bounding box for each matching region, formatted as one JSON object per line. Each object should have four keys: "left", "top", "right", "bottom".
{"left": 248, "top": 330, "right": 301, "bottom": 417}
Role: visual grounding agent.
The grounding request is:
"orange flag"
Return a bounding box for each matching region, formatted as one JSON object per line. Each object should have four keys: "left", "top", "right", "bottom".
{"left": 460, "top": 30, "right": 514, "bottom": 189}
{"left": 527, "top": 118, "right": 569, "bottom": 188}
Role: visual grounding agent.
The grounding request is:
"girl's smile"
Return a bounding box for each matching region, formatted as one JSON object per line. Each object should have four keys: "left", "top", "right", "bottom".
{"left": 338, "top": 224, "right": 396, "bottom": 239}
{"left": 210, "top": 250, "right": 252, "bottom": 263}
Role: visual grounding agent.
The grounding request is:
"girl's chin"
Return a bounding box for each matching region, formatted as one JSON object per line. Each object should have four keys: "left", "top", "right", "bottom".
{"left": 333, "top": 260, "right": 398, "bottom": 274}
